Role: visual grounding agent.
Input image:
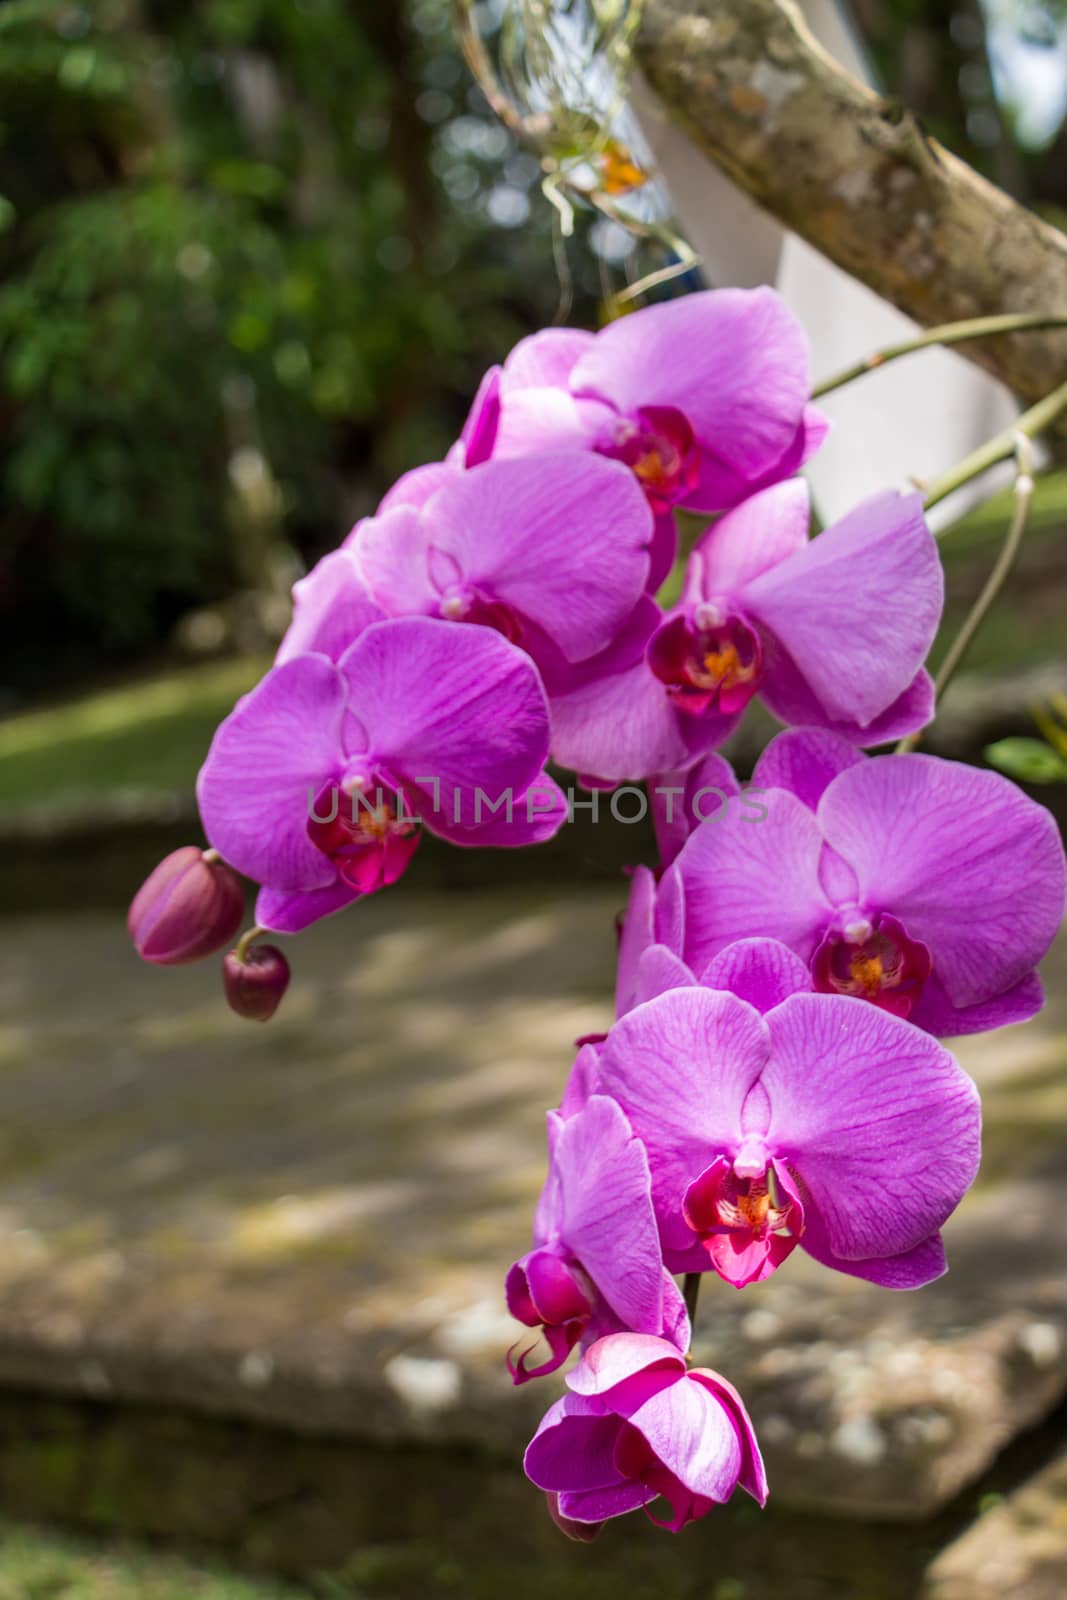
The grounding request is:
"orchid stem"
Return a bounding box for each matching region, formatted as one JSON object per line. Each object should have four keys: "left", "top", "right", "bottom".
{"left": 683, "top": 1272, "right": 701, "bottom": 1332}
{"left": 898, "top": 434, "right": 1035, "bottom": 754}
{"left": 922, "top": 377, "right": 1067, "bottom": 511}
{"left": 234, "top": 925, "right": 264, "bottom": 964}
{"left": 812, "top": 312, "right": 1067, "bottom": 400}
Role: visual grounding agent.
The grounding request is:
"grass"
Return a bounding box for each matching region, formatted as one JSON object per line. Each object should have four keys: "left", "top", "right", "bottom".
{"left": 0, "top": 1519, "right": 307, "bottom": 1599}
{"left": 0, "top": 656, "right": 268, "bottom": 819}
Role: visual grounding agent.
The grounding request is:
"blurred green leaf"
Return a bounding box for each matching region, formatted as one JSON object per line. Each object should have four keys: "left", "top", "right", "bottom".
{"left": 984, "top": 738, "right": 1067, "bottom": 784}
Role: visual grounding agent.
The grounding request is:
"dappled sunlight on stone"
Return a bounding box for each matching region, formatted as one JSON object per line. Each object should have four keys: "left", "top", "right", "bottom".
{"left": 0, "top": 895, "right": 1064, "bottom": 1515}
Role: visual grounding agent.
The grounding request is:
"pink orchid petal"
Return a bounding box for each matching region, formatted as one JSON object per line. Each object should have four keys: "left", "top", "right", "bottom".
{"left": 524, "top": 1396, "right": 628, "bottom": 1493}
{"left": 690, "top": 1370, "right": 768, "bottom": 1505}
{"left": 628, "top": 946, "right": 698, "bottom": 1011}
{"left": 458, "top": 364, "right": 502, "bottom": 466}
{"left": 800, "top": 1224, "right": 948, "bottom": 1290}
{"left": 559, "top": 1042, "right": 602, "bottom": 1120}
{"left": 651, "top": 752, "right": 741, "bottom": 867}
{"left": 752, "top": 727, "right": 866, "bottom": 811}
{"left": 502, "top": 327, "right": 596, "bottom": 390}
{"left": 615, "top": 866, "right": 657, "bottom": 1017}
{"left": 197, "top": 655, "right": 346, "bottom": 893}
{"left": 492, "top": 385, "right": 597, "bottom": 458}
{"left": 685, "top": 479, "right": 811, "bottom": 603}
{"left": 445, "top": 771, "right": 568, "bottom": 847}
{"left": 625, "top": 1371, "right": 744, "bottom": 1504}
{"left": 689, "top": 403, "right": 830, "bottom": 513}
{"left": 276, "top": 551, "right": 386, "bottom": 666}
{"left": 552, "top": 1096, "right": 668, "bottom": 1337}
{"left": 763, "top": 992, "right": 981, "bottom": 1262}
{"left": 596, "top": 990, "right": 771, "bottom": 1268}
{"left": 571, "top": 288, "right": 811, "bottom": 483}
{"left": 376, "top": 460, "right": 460, "bottom": 514}
{"left": 701, "top": 938, "right": 814, "bottom": 1013}
{"left": 347, "top": 503, "right": 438, "bottom": 615}
{"left": 567, "top": 1333, "right": 687, "bottom": 1400}
{"left": 254, "top": 878, "right": 362, "bottom": 934}
{"left": 672, "top": 787, "right": 831, "bottom": 973}
{"left": 910, "top": 970, "right": 1045, "bottom": 1037}
{"left": 336, "top": 618, "right": 551, "bottom": 835}
{"left": 743, "top": 490, "right": 942, "bottom": 728}
{"left": 421, "top": 454, "right": 652, "bottom": 663}
{"left": 760, "top": 652, "right": 936, "bottom": 747}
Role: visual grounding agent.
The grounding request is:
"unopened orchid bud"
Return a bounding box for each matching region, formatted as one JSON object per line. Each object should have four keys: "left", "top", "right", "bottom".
{"left": 128, "top": 847, "right": 245, "bottom": 966}
{"left": 545, "top": 1492, "right": 601, "bottom": 1544}
{"left": 222, "top": 942, "right": 290, "bottom": 1022}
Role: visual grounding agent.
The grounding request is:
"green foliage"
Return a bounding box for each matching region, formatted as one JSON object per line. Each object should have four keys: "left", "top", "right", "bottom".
{"left": 0, "top": 0, "right": 570, "bottom": 692}
{"left": 986, "top": 736, "right": 1067, "bottom": 783}
{"left": 0, "top": 1516, "right": 306, "bottom": 1599}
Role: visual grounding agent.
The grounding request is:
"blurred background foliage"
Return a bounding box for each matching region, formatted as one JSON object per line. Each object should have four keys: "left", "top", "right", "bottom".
{"left": 2, "top": 0, "right": 1067, "bottom": 709}
{"left": 0, "top": 0, "right": 600, "bottom": 700}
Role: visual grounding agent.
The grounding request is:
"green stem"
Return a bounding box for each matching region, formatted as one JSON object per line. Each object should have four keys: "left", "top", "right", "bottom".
{"left": 234, "top": 925, "right": 263, "bottom": 964}
{"left": 898, "top": 434, "right": 1035, "bottom": 754}
{"left": 683, "top": 1273, "right": 701, "bottom": 1334}
{"left": 812, "top": 312, "right": 1067, "bottom": 400}
{"left": 922, "top": 377, "right": 1067, "bottom": 510}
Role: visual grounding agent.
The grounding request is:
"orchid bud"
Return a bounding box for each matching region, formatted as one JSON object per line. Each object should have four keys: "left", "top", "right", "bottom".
{"left": 128, "top": 847, "right": 245, "bottom": 966}
{"left": 222, "top": 943, "right": 290, "bottom": 1022}
{"left": 545, "top": 1492, "right": 601, "bottom": 1544}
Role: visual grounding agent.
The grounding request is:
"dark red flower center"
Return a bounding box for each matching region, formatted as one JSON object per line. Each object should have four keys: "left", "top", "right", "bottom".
{"left": 307, "top": 777, "right": 420, "bottom": 895}
{"left": 599, "top": 405, "right": 700, "bottom": 514}
{"left": 648, "top": 609, "right": 763, "bottom": 717}
{"left": 683, "top": 1156, "right": 803, "bottom": 1287}
{"left": 812, "top": 913, "right": 931, "bottom": 1019}
{"left": 438, "top": 588, "right": 524, "bottom": 645}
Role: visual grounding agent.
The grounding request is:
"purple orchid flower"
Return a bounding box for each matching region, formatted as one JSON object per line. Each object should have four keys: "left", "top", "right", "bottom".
{"left": 524, "top": 1332, "right": 767, "bottom": 1533}
{"left": 344, "top": 453, "right": 653, "bottom": 685}
{"left": 596, "top": 983, "right": 981, "bottom": 1289}
{"left": 451, "top": 290, "right": 827, "bottom": 589}
{"left": 506, "top": 1095, "right": 689, "bottom": 1383}
{"left": 197, "top": 617, "right": 566, "bottom": 935}
{"left": 547, "top": 480, "right": 942, "bottom": 786}
{"left": 662, "top": 727, "right": 1066, "bottom": 1036}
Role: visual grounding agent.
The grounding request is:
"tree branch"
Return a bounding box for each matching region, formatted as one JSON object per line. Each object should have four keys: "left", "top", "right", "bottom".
{"left": 635, "top": 0, "right": 1067, "bottom": 410}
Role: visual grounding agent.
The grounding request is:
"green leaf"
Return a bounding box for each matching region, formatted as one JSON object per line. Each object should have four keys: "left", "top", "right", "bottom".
{"left": 984, "top": 738, "right": 1067, "bottom": 784}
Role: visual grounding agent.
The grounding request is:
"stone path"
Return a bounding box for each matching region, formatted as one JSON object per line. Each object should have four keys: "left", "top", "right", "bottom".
{"left": 0, "top": 890, "right": 1066, "bottom": 1568}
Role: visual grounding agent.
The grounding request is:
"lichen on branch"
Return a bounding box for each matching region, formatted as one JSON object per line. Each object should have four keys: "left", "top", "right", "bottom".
{"left": 635, "top": 0, "right": 1067, "bottom": 411}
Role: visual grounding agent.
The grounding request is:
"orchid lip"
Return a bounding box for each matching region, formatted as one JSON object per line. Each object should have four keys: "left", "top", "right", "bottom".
{"left": 647, "top": 610, "right": 764, "bottom": 718}
{"left": 597, "top": 403, "right": 701, "bottom": 513}
{"left": 812, "top": 912, "right": 933, "bottom": 1018}
{"left": 306, "top": 772, "right": 421, "bottom": 896}
{"left": 682, "top": 1155, "right": 804, "bottom": 1286}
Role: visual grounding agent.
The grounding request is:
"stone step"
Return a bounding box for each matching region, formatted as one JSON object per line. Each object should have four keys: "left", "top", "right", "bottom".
{"left": 922, "top": 1446, "right": 1067, "bottom": 1599}
{"left": 0, "top": 891, "right": 1064, "bottom": 1522}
